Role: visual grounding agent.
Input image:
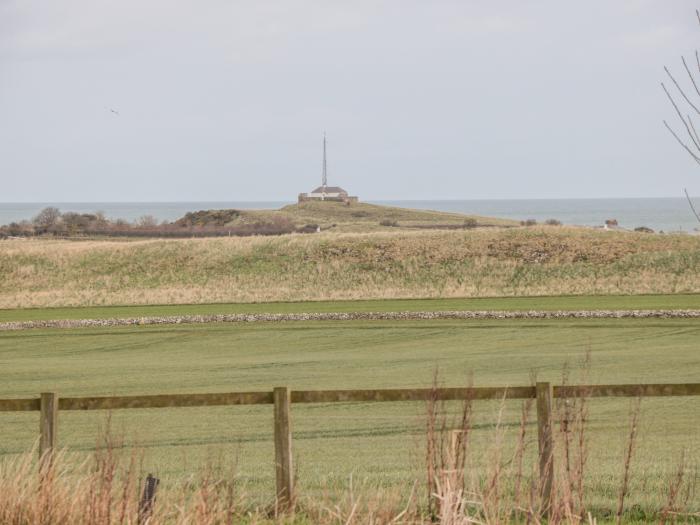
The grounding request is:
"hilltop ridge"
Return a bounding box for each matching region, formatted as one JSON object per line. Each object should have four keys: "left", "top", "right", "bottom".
{"left": 178, "top": 201, "right": 518, "bottom": 232}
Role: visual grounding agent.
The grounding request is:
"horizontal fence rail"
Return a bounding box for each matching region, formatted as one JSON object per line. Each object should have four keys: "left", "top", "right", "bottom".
{"left": 0, "top": 382, "right": 698, "bottom": 513}
{"left": 2, "top": 383, "right": 699, "bottom": 413}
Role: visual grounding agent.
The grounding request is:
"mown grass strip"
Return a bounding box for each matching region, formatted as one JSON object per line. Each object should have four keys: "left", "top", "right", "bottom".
{"left": 1, "top": 293, "right": 700, "bottom": 322}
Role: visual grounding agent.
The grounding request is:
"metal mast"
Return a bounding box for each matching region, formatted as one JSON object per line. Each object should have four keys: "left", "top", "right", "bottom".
{"left": 322, "top": 132, "right": 327, "bottom": 188}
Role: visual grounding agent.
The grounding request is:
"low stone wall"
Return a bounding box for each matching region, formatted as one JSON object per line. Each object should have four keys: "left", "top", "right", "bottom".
{"left": 1, "top": 309, "right": 699, "bottom": 331}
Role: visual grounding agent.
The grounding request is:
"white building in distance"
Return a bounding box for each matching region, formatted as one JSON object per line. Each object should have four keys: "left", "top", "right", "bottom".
{"left": 298, "top": 134, "right": 358, "bottom": 204}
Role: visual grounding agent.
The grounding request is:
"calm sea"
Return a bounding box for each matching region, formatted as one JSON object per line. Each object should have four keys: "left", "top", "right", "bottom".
{"left": 0, "top": 198, "right": 698, "bottom": 233}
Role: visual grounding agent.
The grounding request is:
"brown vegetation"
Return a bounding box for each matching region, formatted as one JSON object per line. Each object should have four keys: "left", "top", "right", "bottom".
{"left": 0, "top": 202, "right": 517, "bottom": 240}
{"left": 0, "top": 207, "right": 315, "bottom": 239}
{"left": 1, "top": 380, "right": 696, "bottom": 524}
{"left": 1, "top": 227, "right": 700, "bottom": 308}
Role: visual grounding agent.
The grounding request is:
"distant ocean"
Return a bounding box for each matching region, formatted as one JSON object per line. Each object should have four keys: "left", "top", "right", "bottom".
{"left": 0, "top": 198, "right": 699, "bottom": 233}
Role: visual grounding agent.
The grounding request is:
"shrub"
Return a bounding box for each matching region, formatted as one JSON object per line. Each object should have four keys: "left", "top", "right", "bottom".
{"left": 2, "top": 221, "right": 34, "bottom": 237}
{"left": 635, "top": 226, "right": 654, "bottom": 233}
{"left": 175, "top": 209, "right": 240, "bottom": 227}
{"left": 32, "top": 207, "right": 61, "bottom": 232}
{"left": 545, "top": 218, "right": 562, "bottom": 226}
{"left": 520, "top": 219, "right": 538, "bottom": 226}
{"left": 62, "top": 212, "right": 99, "bottom": 234}
{"left": 379, "top": 219, "right": 399, "bottom": 227}
{"left": 297, "top": 223, "right": 320, "bottom": 233}
{"left": 136, "top": 215, "right": 159, "bottom": 228}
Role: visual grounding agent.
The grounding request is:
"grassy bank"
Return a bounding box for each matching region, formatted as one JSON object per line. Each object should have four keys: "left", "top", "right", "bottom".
{"left": 2, "top": 227, "right": 700, "bottom": 309}
{"left": 0, "top": 317, "right": 698, "bottom": 514}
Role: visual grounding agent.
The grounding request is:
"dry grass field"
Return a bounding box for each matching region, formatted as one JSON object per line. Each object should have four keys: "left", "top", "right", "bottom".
{"left": 1, "top": 226, "right": 699, "bottom": 308}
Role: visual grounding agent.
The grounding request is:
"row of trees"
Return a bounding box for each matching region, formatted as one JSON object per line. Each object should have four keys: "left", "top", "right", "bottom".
{"left": 1, "top": 207, "right": 163, "bottom": 237}
{"left": 0, "top": 207, "right": 308, "bottom": 239}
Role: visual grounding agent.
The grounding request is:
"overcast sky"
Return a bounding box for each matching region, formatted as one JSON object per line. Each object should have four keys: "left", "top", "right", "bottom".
{"left": 2, "top": 1, "right": 700, "bottom": 202}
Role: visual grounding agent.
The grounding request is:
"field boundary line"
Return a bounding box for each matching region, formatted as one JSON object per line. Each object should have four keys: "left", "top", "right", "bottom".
{"left": 2, "top": 381, "right": 698, "bottom": 510}
{"left": 1, "top": 309, "right": 700, "bottom": 331}
{"left": 2, "top": 383, "right": 699, "bottom": 412}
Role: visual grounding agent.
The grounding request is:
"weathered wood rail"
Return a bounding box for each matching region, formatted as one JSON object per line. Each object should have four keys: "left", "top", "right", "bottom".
{"left": 1, "top": 382, "right": 698, "bottom": 512}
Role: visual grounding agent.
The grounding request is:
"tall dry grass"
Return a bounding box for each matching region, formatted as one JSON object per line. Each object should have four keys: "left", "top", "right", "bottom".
{"left": 2, "top": 228, "right": 700, "bottom": 308}
{"left": 0, "top": 397, "right": 697, "bottom": 524}
{"left": 421, "top": 362, "right": 698, "bottom": 525}
{"left": 0, "top": 363, "right": 698, "bottom": 523}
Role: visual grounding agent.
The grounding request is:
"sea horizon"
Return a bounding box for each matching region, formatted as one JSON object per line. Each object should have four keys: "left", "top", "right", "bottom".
{"left": 1, "top": 197, "right": 699, "bottom": 233}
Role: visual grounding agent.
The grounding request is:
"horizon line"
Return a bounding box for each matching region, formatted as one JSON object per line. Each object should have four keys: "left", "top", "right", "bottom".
{"left": 0, "top": 196, "right": 698, "bottom": 205}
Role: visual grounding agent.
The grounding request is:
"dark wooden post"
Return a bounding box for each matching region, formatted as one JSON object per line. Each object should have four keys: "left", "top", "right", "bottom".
{"left": 273, "top": 386, "right": 294, "bottom": 511}
{"left": 138, "top": 474, "right": 159, "bottom": 524}
{"left": 536, "top": 382, "right": 554, "bottom": 516}
{"left": 39, "top": 392, "right": 58, "bottom": 460}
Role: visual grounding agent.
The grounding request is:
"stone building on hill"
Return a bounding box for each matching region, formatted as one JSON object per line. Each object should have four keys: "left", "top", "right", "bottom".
{"left": 298, "top": 134, "right": 358, "bottom": 204}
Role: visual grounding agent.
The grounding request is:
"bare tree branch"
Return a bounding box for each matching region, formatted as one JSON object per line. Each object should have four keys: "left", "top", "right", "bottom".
{"left": 682, "top": 56, "right": 700, "bottom": 99}
{"left": 663, "top": 10, "right": 700, "bottom": 225}
{"left": 662, "top": 82, "right": 700, "bottom": 152}
{"left": 663, "top": 120, "right": 700, "bottom": 164}
{"left": 665, "top": 66, "right": 700, "bottom": 116}
{"left": 687, "top": 114, "right": 700, "bottom": 146}
{"left": 685, "top": 188, "right": 700, "bottom": 223}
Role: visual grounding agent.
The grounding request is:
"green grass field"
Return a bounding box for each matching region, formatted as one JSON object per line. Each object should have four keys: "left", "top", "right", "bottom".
{"left": 1, "top": 316, "right": 698, "bottom": 514}
{"left": 1, "top": 293, "right": 699, "bottom": 322}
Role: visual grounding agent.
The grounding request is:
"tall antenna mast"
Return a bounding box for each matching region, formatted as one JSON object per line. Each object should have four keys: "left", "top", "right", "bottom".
{"left": 322, "top": 132, "right": 327, "bottom": 188}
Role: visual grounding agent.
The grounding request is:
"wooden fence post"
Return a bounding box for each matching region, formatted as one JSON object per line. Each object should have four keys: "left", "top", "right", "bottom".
{"left": 273, "top": 386, "right": 294, "bottom": 511}
{"left": 39, "top": 392, "right": 58, "bottom": 460}
{"left": 138, "top": 474, "right": 160, "bottom": 524}
{"left": 536, "top": 382, "right": 554, "bottom": 516}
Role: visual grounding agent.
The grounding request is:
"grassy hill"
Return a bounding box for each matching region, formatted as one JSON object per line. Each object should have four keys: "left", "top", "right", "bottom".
{"left": 1, "top": 226, "right": 699, "bottom": 308}
{"left": 178, "top": 201, "right": 518, "bottom": 232}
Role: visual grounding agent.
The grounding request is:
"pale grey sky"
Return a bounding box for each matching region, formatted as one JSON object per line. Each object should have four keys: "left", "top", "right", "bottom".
{"left": 1, "top": 1, "right": 699, "bottom": 202}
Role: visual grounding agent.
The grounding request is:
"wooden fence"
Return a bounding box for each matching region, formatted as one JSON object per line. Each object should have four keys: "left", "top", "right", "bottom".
{"left": 1, "top": 382, "right": 699, "bottom": 511}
